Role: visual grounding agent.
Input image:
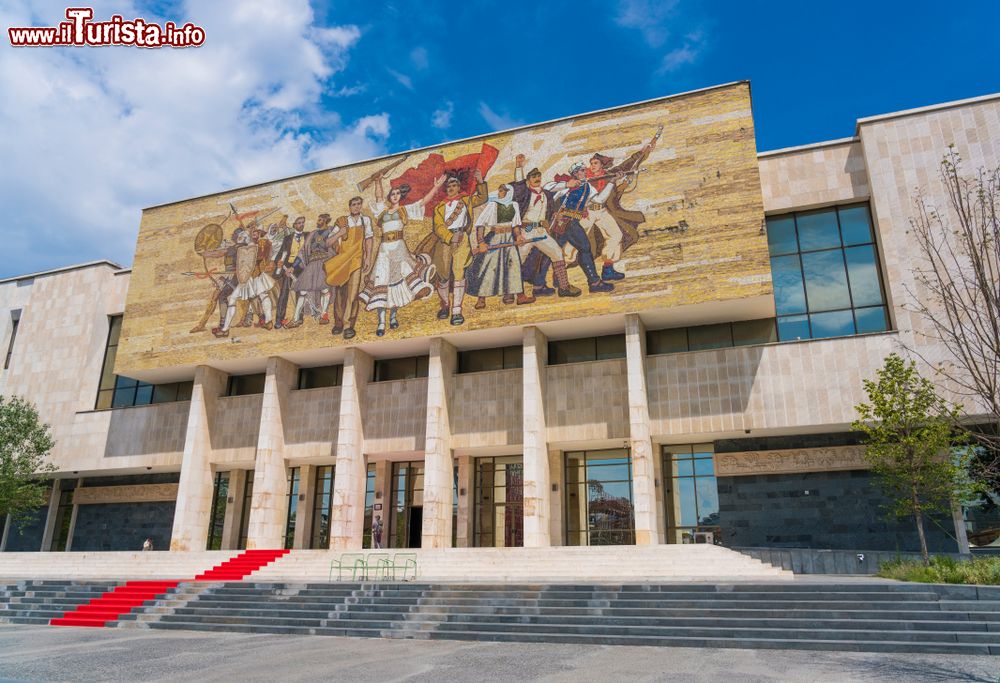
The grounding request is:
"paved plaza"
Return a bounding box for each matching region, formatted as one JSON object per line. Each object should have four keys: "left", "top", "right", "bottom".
{"left": 0, "top": 624, "right": 995, "bottom": 683}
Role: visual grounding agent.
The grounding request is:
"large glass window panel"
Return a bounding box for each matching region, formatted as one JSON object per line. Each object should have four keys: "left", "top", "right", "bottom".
{"left": 152, "top": 384, "right": 178, "bottom": 404}
{"left": 732, "top": 319, "right": 778, "bottom": 346}
{"left": 688, "top": 323, "right": 734, "bottom": 351}
{"left": 298, "top": 365, "right": 342, "bottom": 389}
{"left": 777, "top": 315, "right": 810, "bottom": 342}
{"left": 564, "top": 449, "right": 634, "bottom": 546}
{"left": 770, "top": 255, "right": 807, "bottom": 315}
{"left": 228, "top": 373, "right": 265, "bottom": 396}
{"left": 647, "top": 328, "right": 688, "bottom": 355}
{"left": 844, "top": 245, "right": 884, "bottom": 307}
{"left": 676, "top": 478, "right": 697, "bottom": 526}
{"left": 855, "top": 306, "right": 889, "bottom": 334}
{"left": 594, "top": 334, "right": 626, "bottom": 360}
{"left": 838, "top": 204, "right": 874, "bottom": 246}
{"left": 460, "top": 348, "right": 503, "bottom": 373}
{"left": 765, "top": 215, "right": 798, "bottom": 255}
{"left": 801, "top": 250, "right": 851, "bottom": 312}
{"left": 795, "top": 208, "right": 841, "bottom": 251}
{"left": 810, "top": 310, "right": 856, "bottom": 338}
{"left": 502, "top": 345, "right": 523, "bottom": 369}
{"left": 311, "top": 465, "right": 334, "bottom": 549}
{"left": 206, "top": 472, "right": 229, "bottom": 550}
{"left": 134, "top": 383, "right": 154, "bottom": 405}
{"left": 549, "top": 338, "right": 596, "bottom": 365}
{"left": 111, "top": 385, "right": 137, "bottom": 408}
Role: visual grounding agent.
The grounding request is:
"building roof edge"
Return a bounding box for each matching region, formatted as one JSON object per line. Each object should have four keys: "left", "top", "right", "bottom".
{"left": 0, "top": 260, "right": 124, "bottom": 285}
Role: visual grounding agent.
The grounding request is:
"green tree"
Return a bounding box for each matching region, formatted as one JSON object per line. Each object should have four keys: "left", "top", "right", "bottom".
{"left": 852, "top": 353, "right": 976, "bottom": 564}
{"left": 0, "top": 396, "right": 56, "bottom": 529}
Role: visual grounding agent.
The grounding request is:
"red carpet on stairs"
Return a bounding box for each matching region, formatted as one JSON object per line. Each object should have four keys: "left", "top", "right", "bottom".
{"left": 50, "top": 549, "right": 290, "bottom": 628}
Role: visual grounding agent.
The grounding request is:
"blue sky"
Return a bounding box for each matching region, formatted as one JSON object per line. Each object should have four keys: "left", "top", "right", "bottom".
{"left": 310, "top": 0, "right": 1000, "bottom": 152}
{"left": 1, "top": 0, "right": 998, "bottom": 277}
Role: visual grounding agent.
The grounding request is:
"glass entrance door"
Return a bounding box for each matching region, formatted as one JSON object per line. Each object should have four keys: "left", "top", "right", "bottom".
{"left": 391, "top": 461, "right": 424, "bottom": 548}
{"left": 565, "top": 448, "right": 635, "bottom": 545}
{"left": 662, "top": 445, "right": 720, "bottom": 544}
{"left": 474, "top": 455, "right": 524, "bottom": 547}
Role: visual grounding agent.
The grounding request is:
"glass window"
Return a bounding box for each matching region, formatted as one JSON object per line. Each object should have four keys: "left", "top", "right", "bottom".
{"left": 595, "top": 334, "right": 626, "bottom": 360}
{"left": 284, "top": 467, "right": 300, "bottom": 549}
{"left": 502, "top": 345, "right": 523, "bottom": 369}
{"left": 769, "top": 204, "right": 889, "bottom": 342}
{"left": 549, "top": 338, "right": 595, "bottom": 365}
{"left": 564, "top": 448, "right": 634, "bottom": 546}
{"left": 459, "top": 345, "right": 523, "bottom": 373}
{"left": 688, "top": 323, "right": 733, "bottom": 351}
{"left": 770, "top": 255, "right": 807, "bottom": 315}
{"left": 663, "top": 445, "right": 720, "bottom": 544}
{"left": 474, "top": 455, "right": 524, "bottom": 548}
{"left": 801, "top": 250, "right": 851, "bottom": 312}
{"left": 647, "top": 327, "right": 688, "bottom": 355}
{"left": 732, "top": 319, "right": 777, "bottom": 346}
{"left": 362, "top": 464, "right": 377, "bottom": 549}
{"left": 765, "top": 215, "right": 797, "bottom": 256}
{"left": 152, "top": 384, "right": 177, "bottom": 404}
{"left": 311, "top": 465, "right": 335, "bottom": 549}
{"left": 795, "top": 208, "right": 841, "bottom": 251}
{"left": 838, "top": 204, "right": 873, "bottom": 246}
{"left": 374, "top": 356, "right": 429, "bottom": 382}
{"left": 844, "top": 245, "right": 884, "bottom": 307}
{"left": 777, "top": 314, "right": 810, "bottom": 342}
{"left": 227, "top": 373, "right": 266, "bottom": 396}
{"left": 206, "top": 471, "right": 230, "bottom": 550}
{"left": 855, "top": 306, "right": 889, "bottom": 334}
{"left": 810, "top": 310, "right": 856, "bottom": 338}
{"left": 238, "top": 470, "right": 255, "bottom": 550}
{"left": 4, "top": 310, "right": 20, "bottom": 370}
{"left": 298, "top": 365, "right": 342, "bottom": 389}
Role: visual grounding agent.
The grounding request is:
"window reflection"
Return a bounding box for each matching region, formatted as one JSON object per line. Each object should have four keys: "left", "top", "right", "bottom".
{"left": 767, "top": 204, "right": 889, "bottom": 341}
{"left": 565, "top": 449, "right": 635, "bottom": 546}
{"left": 663, "top": 445, "right": 720, "bottom": 544}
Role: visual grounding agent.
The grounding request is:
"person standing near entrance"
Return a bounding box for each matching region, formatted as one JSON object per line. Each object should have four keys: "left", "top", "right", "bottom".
{"left": 372, "top": 515, "right": 384, "bottom": 549}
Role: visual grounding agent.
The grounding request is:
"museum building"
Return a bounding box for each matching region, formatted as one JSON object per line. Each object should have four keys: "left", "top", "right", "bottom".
{"left": 0, "top": 83, "right": 997, "bottom": 557}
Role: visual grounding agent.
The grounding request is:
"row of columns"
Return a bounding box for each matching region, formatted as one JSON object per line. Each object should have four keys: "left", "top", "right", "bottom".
{"left": 170, "top": 314, "right": 664, "bottom": 551}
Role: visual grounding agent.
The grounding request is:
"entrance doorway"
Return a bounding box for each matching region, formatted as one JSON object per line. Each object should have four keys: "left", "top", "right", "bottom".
{"left": 565, "top": 448, "right": 635, "bottom": 545}
{"left": 391, "top": 461, "right": 424, "bottom": 548}
{"left": 473, "top": 455, "right": 524, "bottom": 547}
{"left": 662, "top": 445, "right": 720, "bottom": 544}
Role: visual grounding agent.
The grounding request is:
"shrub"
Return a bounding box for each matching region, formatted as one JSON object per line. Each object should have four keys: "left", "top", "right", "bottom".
{"left": 877, "top": 555, "right": 1000, "bottom": 584}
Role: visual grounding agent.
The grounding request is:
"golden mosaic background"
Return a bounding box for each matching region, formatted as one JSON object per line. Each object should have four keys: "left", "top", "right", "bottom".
{"left": 117, "top": 82, "right": 769, "bottom": 374}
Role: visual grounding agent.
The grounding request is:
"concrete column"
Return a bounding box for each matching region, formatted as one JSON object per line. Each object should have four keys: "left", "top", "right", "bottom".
{"left": 522, "top": 326, "right": 551, "bottom": 547}
{"left": 293, "top": 464, "right": 315, "bottom": 549}
{"left": 455, "top": 455, "right": 474, "bottom": 548}
{"left": 329, "top": 348, "right": 373, "bottom": 550}
{"left": 40, "top": 479, "right": 62, "bottom": 551}
{"left": 221, "top": 469, "right": 247, "bottom": 550}
{"left": 422, "top": 338, "right": 457, "bottom": 549}
{"left": 171, "top": 365, "right": 228, "bottom": 551}
{"left": 626, "top": 314, "right": 661, "bottom": 544}
{"left": 247, "top": 356, "right": 297, "bottom": 549}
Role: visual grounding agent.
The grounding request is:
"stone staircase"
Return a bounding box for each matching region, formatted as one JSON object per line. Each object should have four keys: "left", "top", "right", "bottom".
{"left": 0, "top": 551, "right": 243, "bottom": 580}
{"left": 252, "top": 545, "right": 790, "bottom": 582}
{"left": 111, "top": 581, "right": 1000, "bottom": 654}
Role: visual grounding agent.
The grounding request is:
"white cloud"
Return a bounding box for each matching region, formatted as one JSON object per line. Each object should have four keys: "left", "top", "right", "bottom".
{"left": 658, "top": 31, "right": 706, "bottom": 73}
{"left": 0, "top": 0, "right": 388, "bottom": 274}
{"left": 409, "top": 46, "right": 428, "bottom": 71}
{"left": 478, "top": 102, "right": 523, "bottom": 132}
{"left": 615, "top": 0, "right": 680, "bottom": 48}
{"left": 387, "top": 68, "right": 413, "bottom": 90}
{"left": 431, "top": 101, "right": 454, "bottom": 130}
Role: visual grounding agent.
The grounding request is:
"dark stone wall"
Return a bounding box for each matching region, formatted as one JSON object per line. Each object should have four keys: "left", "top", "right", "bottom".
{"left": 71, "top": 502, "right": 175, "bottom": 551}
{"left": 718, "top": 469, "right": 957, "bottom": 552}
{"left": 4, "top": 507, "right": 48, "bottom": 551}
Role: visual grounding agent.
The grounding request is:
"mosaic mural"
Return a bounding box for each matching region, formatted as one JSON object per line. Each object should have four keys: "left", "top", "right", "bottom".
{"left": 117, "top": 82, "right": 769, "bottom": 373}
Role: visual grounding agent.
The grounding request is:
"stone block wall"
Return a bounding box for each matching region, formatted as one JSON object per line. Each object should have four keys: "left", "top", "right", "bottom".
{"left": 545, "top": 359, "right": 629, "bottom": 442}
{"left": 363, "top": 378, "right": 427, "bottom": 453}
{"left": 71, "top": 502, "right": 176, "bottom": 551}
{"left": 451, "top": 368, "right": 522, "bottom": 449}
{"left": 718, "top": 469, "right": 955, "bottom": 552}
{"left": 3, "top": 507, "right": 48, "bottom": 551}
{"left": 283, "top": 386, "right": 341, "bottom": 460}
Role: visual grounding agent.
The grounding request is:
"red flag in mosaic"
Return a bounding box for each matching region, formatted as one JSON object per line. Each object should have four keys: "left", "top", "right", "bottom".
{"left": 391, "top": 143, "right": 499, "bottom": 216}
